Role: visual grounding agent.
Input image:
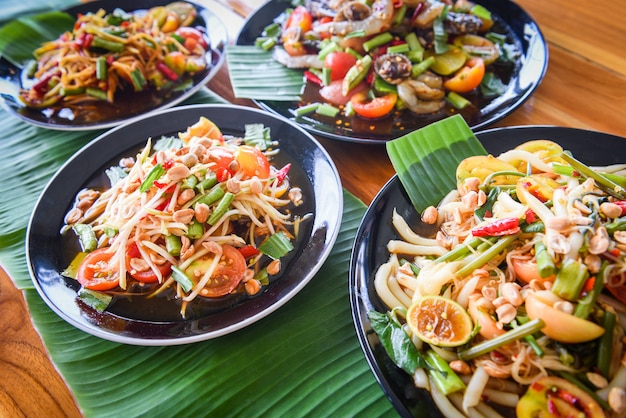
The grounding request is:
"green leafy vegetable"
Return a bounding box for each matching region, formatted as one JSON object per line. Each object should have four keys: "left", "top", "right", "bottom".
{"left": 368, "top": 310, "right": 428, "bottom": 375}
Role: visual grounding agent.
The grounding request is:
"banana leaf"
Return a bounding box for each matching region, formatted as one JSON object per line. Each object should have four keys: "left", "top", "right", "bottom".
{"left": 226, "top": 45, "right": 305, "bottom": 101}
{"left": 386, "top": 114, "right": 488, "bottom": 212}
{"left": 0, "top": 10, "right": 75, "bottom": 66}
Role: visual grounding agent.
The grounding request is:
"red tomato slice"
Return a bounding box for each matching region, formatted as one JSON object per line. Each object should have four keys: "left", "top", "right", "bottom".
{"left": 443, "top": 58, "right": 485, "bottom": 93}
{"left": 175, "top": 27, "right": 208, "bottom": 50}
{"left": 76, "top": 248, "right": 120, "bottom": 291}
{"left": 511, "top": 258, "right": 555, "bottom": 284}
{"left": 324, "top": 51, "right": 357, "bottom": 81}
{"left": 234, "top": 145, "right": 270, "bottom": 179}
{"left": 186, "top": 244, "right": 246, "bottom": 297}
{"left": 284, "top": 6, "right": 313, "bottom": 32}
{"left": 350, "top": 92, "right": 397, "bottom": 119}
{"left": 125, "top": 243, "right": 172, "bottom": 283}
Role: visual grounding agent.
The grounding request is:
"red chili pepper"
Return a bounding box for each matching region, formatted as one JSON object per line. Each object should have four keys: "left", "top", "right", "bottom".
{"left": 525, "top": 209, "right": 537, "bottom": 224}
{"left": 238, "top": 245, "right": 260, "bottom": 259}
{"left": 471, "top": 217, "right": 520, "bottom": 237}
{"left": 409, "top": 2, "right": 425, "bottom": 25}
{"left": 107, "top": 55, "right": 115, "bottom": 65}
{"left": 32, "top": 70, "right": 60, "bottom": 94}
{"left": 275, "top": 163, "right": 291, "bottom": 185}
{"left": 304, "top": 70, "right": 323, "bottom": 86}
{"left": 581, "top": 276, "right": 595, "bottom": 296}
{"left": 163, "top": 159, "right": 174, "bottom": 170}
{"left": 393, "top": 0, "right": 403, "bottom": 7}
{"left": 216, "top": 167, "right": 230, "bottom": 183}
{"left": 156, "top": 61, "right": 179, "bottom": 81}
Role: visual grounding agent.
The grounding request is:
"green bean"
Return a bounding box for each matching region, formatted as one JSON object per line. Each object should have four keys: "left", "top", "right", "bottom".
{"left": 208, "top": 192, "right": 235, "bottom": 225}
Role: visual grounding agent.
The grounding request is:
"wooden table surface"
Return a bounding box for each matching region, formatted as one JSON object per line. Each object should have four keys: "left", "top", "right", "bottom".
{"left": 1, "top": 0, "right": 625, "bottom": 415}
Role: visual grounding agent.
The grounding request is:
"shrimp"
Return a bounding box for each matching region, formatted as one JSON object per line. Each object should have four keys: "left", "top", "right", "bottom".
{"left": 397, "top": 71, "right": 446, "bottom": 114}
{"left": 271, "top": 47, "right": 323, "bottom": 69}
{"left": 312, "top": 0, "right": 394, "bottom": 37}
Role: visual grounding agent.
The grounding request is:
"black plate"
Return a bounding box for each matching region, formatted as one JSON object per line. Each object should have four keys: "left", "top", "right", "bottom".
{"left": 27, "top": 104, "right": 343, "bottom": 345}
{"left": 350, "top": 126, "right": 626, "bottom": 416}
{"left": 236, "top": 0, "right": 548, "bottom": 144}
{"left": 0, "top": 0, "right": 227, "bottom": 131}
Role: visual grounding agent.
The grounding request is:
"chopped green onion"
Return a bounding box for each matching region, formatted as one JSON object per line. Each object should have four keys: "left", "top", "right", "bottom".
{"left": 387, "top": 43, "right": 410, "bottom": 55}
{"left": 72, "top": 224, "right": 97, "bottom": 252}
{"left": 363, "top": 32, "right": 393, "bottom": 52}
{"left": 85, "top": 86, "right": 108, "bottom": 100}
{"left": 424, "top": 350, "right": 465, "bottom": 395}
{"left": 130, "top": 68, "right": 147, "bottom": 91}
{"left": 551, "top": 258, "right": 589, "bottom": 301}
{"left": 259, "top": 231, "right": 293, "bottom": 259}
{"left": 186, "top": 220, "right": 203, "bottom": 239}
{"left": 78, "top": 288, "right": 112, "bottom": 312}
{"left": 315, "top": 102, "right": 340, "bottom": 117}
{"left": 165, "top": 234, "right": 182, "bottom": 256}
{"left": 139, "top": 163, "right": 165, "bottom": 192}
{"left": 411, "top": 56, "right": 435, "bottom": 77}
{"left": 171, "top": 265, "right": 194, "bottom": 292}
{"left": 91, "top": 36, "right": 124, "bottom": 52}
{"left": 458, "top": 319, "right": 545, "bottom": 361}
{"left": 446, "top": 92, "right": 470, "bottom": 109}
{"left": 208, "top": 192, "right": 235, "bottom": 225}
{"left": 96, "top": 56, "right": 107, "bottom": 80}
{"left": 61, "top": 86, "right": 85, "bottom": 96}
{"left": 294, "top": 102, "right": 320, "bottom": 117}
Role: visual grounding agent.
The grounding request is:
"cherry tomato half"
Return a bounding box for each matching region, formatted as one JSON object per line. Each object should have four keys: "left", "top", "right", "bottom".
{"left": 284, "top": 6, "right": 313, "bottom": 32}
{"left": 234, "top": 145, "right": 270, "bottom": 179}
{"left": 126, "top": 243, "right": 172, "bottom": 283}
{"left": 443, "top": 57, "right": 485, "bottom": 93}
{"left": 324, "top": 51, "right": 357, "bottom": 81}
{"left": 76, "top": 248, "right": 120, "bottom": 291}
{"left": 350, "top": 92, "right": 397, "bottom": 119}
{"left": 175, "top": 27, "right": 208, "bottom": 50}
{"left": 185, "top": 244, "right": 246, "bottom": 297}
{"left": 511, "top": 258, "right": 555, "bottom": 284}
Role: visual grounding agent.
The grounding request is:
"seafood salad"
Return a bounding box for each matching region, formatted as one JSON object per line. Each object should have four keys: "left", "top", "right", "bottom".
{"left": 257, "top": 0, "right": 517, "bottom": 120}
{"left": 371, "top": 140, "right": 626, "bottom": 417}
{"left": 62, "top": 117, "right": 307, "bottom": 319}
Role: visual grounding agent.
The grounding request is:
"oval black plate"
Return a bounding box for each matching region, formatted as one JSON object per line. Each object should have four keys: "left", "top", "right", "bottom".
{"left": 0, "top": 0, "right": 227, "bottom": 131}
{"left": 236, "top": 0, "right": 548, "bottom": 144}
{"left": 350, "top": 126, "right": 626, "bottom": 416}
{"left": 27, "top": 104, "right": 343, "bottom": 345}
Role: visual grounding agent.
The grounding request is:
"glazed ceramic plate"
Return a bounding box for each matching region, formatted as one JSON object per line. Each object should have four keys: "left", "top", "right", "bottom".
{"left": 236, "top": 0, "right": 548, "bottom": 144}
{"left": 350, "top": 126, "right": 626, "bottom": 416}
{"left": 0, "top": 0, "right": 227, "bottom": 130}
{"left": 27, "top": 104, "right": 343, "bottom": 345}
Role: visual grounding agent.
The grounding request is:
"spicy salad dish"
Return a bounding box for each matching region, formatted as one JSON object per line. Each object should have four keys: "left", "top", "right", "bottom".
{"left": 0, "top": 0, "right": 227, "bottom": 129}
{"left": 27, "top": 104, "right": 342, "bottom": 345}
{"left": 234, "top": 0, "right": 546, "bottom": 143}
{"left": 351, "top": 121, "right": 626, "bottom": 417}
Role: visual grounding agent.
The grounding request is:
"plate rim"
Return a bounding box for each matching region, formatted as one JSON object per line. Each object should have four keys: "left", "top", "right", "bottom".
{"left": 26, "top": 103, "right": 343, "bottom": 346}
{"left": 236, "top": 0, "right": 549, "bottom": 144}
{"left": 0, "top": 0, "right": 228, "bottom": 131}
{"left": 349, "top": 125, "right": 626, "bottom": 416}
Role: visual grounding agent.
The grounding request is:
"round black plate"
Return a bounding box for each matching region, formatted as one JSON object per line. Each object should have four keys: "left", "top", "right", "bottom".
{"left": 236, "top": 0, "right": 548, "bottom": 144}
{"left": 27, "top": 104, "right": 343, "bottom": 345}
{"left": 350, "top": 126, "right": 626, "bottom": 416}
{"left": 0, "top": 0, "right": 227, "bottom": 130}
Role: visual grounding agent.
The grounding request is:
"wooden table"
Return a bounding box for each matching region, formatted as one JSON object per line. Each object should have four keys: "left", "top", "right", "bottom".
{"left": 1, "top": 0, "right": 625, "bottom": 415}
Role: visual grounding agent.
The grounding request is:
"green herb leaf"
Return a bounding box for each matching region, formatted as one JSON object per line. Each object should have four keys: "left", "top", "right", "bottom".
{"left": 368, "top": 310, "right": 428, "bottom": 375}
{"left": 244, "top": 123, "right": 273, "bottom": 150}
